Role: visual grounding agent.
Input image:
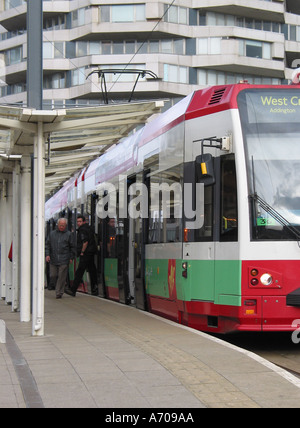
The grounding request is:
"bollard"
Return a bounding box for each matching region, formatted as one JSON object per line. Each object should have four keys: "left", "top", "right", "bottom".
{"left": 0, "top": 320, "right": 6, "bottom": 343}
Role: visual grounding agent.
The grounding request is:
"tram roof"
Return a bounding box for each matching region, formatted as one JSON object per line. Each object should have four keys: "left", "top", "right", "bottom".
{"left": 0, "top": 100, "right": 164, "bottom": 196}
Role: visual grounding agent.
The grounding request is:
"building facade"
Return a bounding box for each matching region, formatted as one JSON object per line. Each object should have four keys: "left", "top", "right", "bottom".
{"left": 0, "top": 0, "right": 299, "bottom": 109}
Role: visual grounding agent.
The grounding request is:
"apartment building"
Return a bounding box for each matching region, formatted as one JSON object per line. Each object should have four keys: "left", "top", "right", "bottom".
{"left": 0, "top": 0, "right": 299, "bottom": 109}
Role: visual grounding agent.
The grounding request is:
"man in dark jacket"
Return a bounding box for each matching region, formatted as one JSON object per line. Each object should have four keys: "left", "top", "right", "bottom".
{"left": 45, "top": 217, "right": 76, "bottom": 298}
{"left": 66, "top": 215, "right": 98, "bottom": 297}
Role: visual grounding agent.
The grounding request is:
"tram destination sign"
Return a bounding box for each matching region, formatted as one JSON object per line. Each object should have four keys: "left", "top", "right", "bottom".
{"left": 242, "top": 90, "right": 300, "bottom": 124}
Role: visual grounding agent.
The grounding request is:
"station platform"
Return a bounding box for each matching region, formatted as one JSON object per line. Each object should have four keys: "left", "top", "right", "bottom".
{"left": 1, "top": 290, "right": 300, "bottom": 409}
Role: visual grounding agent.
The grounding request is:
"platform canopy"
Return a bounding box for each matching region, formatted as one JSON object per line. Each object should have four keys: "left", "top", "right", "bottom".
{"left": 0, "top": 100, "right": 164, "bottom": 196}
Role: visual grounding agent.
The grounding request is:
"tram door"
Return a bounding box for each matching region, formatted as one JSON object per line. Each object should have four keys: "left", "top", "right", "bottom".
{"left": 89, "top": 194, "right": 106, "bottom": 297}
{"left": 127, "top": 176, "right": 136, "bottom": 304}
{"left": 117, "top": 213, "right": 129, "bottom": 304}
{"left": 128, "top": 214, "right": 135, "bottom": 302}
{"left": 127, "top": 174, "right": 147, "bottom": 310}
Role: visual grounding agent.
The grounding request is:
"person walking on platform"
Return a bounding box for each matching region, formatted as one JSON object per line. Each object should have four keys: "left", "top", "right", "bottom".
{"left": 66, "top": 215, "right": 98, "bottom": 297}
{"left": 45, "top": 217, "right": 76, "bottom": 299}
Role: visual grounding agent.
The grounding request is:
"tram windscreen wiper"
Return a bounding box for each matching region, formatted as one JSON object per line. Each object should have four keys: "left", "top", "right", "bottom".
{"left": 249, "top": 193, "right": 300, "bottom": 244}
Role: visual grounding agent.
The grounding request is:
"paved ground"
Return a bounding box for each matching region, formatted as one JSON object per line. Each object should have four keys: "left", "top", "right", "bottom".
{"left": 0, "top": 290, "right": 300, "bottom": 408}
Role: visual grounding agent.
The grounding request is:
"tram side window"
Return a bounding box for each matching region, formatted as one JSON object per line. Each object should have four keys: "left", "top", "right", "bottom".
{"left": 148, "top": 175, "right": 161, "bottom": 243}
{"left": 183, "top": 161, "right": 213, "bottom": 242}
{"left": 220, "top": 155, "right": 238, "bottom": 241}
{"left": 148, "top": 165, "right": 183, "bottom": 243}
{"left": 193, "top": 186, "right": 213, "bottom": 241}
{"left": 106, "top": 217, "right": 117, "bottom": 257}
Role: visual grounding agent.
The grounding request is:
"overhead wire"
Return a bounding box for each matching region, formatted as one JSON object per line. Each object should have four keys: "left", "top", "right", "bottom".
{"left": 107, "top": 0, "right": 176, "bottom": 98}
{"left": 3, "top": 0, "right": 177, "bottom": 106}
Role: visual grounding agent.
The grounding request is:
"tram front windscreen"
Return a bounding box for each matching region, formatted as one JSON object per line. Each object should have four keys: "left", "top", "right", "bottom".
{"left": 238, "top": 88, "right": 300, "bottom": 241}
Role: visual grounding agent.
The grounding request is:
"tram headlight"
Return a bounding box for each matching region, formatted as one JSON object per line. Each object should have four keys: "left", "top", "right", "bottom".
{"left": 260, "top": 273, "right": 273, "bottom": 286}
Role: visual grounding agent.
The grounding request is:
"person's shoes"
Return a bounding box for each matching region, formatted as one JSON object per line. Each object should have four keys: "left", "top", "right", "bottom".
{"left": 91, "top": 288, "right": 98, "bottom": 296}
{"left": 65, "top": 289, "right": 76, "bottom": 297}
{"left": 56, "top": 294, "right": 62, "bottom": 299}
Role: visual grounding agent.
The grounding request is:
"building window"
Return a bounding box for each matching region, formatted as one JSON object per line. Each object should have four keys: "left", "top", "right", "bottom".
{"left": 162, "top": 40, "right": 173, "bottom": 54}
{"left": 102, "top": 41, "right": 112, "bottom": 55}
{"left": 4, "top": 46, "right": 22, "bottom": 65}
{"left": 197, "top": 38, "right": 221, "bottom": 55}
{"left": 71, "top": 8, "right": 86, "bottom": 27}
{"left": 113, "top": 42, "right": 124, "bottom": 55}
{"left": 75, "top": 38, "right": 185, "bottom": 56}
{"left": 44, "top": 73, "right": 66, "bottom": 90}
{"left": 246, "top": 40, "right": 263, "bottom": 58}
{"left": 89, "top": 42, "right": 101, "bottom": 55}
{"left": 100, "top": 5, "right": 145, "bottom": 23}
{"left": 100, "top": 6, "right": 110, "bottom": 22}
{"left": 43, "top": 42, "right": 64, "bottom": 59}
{"left": 1, "top": 82, "right": 26, "bottom": 97}
{"left": 43, "top": 42, "right": 52, "bottom": 59}
{"left": 164, "top": 64, "right": 188, "bottom": 83}
{"left": 71, "top": 67, "right": 86, "bottom": 86}
{"left": 197, "top": 69, "right": 282, "bottom": 86}
{"left": 199, "top": 11, "right": 283, "bottom": 35}
{"left": 45, "top": 15, "right": 66, "bottom": 31}
{"left": 54, "top": 42, "right": 64, "bottom": 59}
{"left": 4, "top": 0, "right": 25, "bottom": 9}
{"left": 239, "top": 39, "right": 271, "bottom": 59}
{"left": 77, "top": 41, "right": 88, "bottom": 57}
{"left": 125, "top": 41, "right": 136, "bottom": 54}
{"left": 163, "top": 5, "right": 188, "bottom": 24}
{"left": 52, "top": 73, "right": 65, "bottom": 89}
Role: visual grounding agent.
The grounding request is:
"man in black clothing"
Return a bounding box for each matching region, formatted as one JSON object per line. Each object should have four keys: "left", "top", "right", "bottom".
{"left": 66, "top": 215, "right": 98, "bottom": 297}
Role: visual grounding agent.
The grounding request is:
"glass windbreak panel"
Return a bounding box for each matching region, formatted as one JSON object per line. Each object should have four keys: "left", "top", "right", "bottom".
{"left": 238, "top": 88, "right": 300, "bottom": 241}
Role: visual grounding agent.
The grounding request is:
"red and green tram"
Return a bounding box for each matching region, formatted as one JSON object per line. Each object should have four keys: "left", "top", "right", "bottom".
{"left": 45, "top": 83, "right": 300, "bottom": 333}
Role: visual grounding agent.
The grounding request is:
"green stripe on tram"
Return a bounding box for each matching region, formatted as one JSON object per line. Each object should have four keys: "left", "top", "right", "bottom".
{"left": 145, "top": 259, "right": 241, "bottom": 306}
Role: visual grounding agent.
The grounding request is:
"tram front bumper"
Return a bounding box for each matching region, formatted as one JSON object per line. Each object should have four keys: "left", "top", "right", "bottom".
{"left": 261, "top": 296, "right": 300, "bottom": 331}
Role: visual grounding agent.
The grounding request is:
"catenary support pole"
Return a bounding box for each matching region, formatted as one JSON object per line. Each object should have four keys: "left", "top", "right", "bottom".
{"left": 0, "top": 181, "right": 7, "bottom": 299}
{"left": 32, "top": 122, "right": 45, "bottom": 336}
{"left": 12, "top": 162, "right": 20, "bottom": 312}
{"left": 27, "top": 0, "right": 43, "bottom": 110}
{"left": 5, "top": 178, "right": 12, "bottom": 304}
{"left": 20, "top": 155, "right": 31, "bottom": 322}
{"left": 27, "top": 0, "right": 44, "bottom": 335}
